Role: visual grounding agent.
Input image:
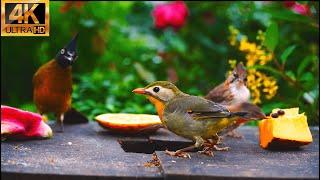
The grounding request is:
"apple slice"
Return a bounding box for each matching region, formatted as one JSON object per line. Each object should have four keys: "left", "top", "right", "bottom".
{"left": 95, "top": 113, "right": 162, "bottom": 133}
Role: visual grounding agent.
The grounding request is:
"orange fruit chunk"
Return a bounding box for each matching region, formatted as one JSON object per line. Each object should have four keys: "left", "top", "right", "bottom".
{"left": 259, "top": 108, "right": 313, "bottom": 149}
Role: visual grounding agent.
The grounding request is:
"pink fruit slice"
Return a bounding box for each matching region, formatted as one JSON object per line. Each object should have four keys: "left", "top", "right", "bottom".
{"left": 1, "top": 105, "right": 53, "bottom": 140}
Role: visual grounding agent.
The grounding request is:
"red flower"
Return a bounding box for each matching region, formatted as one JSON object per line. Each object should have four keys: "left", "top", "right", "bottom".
{"left": 283, "top": 1, "right": 296, "bottom": 8}
{"left": 291, "top": 3, "right": 310, "bottom": 16}
{"left": 152, "top": 1, "right": 188, "bottom": 30}
{"left": 283, "top": 1, "right": 311, "bottom": 16}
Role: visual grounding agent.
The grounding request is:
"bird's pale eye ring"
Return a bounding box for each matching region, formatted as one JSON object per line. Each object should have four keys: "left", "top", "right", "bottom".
{"left": 153, "top": 87, "right": 160, "bottom": 93}
{"left": 60, "top": 49, "right": 65, "bottom": 54}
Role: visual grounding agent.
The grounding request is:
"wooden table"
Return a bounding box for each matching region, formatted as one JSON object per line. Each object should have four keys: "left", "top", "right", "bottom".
{"left": 1, "top": 122, "right": 319, "bottom": 180}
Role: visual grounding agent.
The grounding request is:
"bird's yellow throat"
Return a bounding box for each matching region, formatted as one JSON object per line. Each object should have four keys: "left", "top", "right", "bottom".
{"left": 147, "top": 96, "right": 165, "bottom": 120}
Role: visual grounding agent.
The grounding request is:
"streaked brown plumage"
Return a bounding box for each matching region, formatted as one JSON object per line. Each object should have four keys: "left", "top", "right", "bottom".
{"left": 205, "top": 62, "right": 249, "bottom": 105}
{"left": 205, "top": 62, "right": 253, "bottom": 137}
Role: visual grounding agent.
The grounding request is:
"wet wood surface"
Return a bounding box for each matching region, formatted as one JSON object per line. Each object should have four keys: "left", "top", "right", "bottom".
{"left": 1, "top": 122, "right": 319, "bottom": 180}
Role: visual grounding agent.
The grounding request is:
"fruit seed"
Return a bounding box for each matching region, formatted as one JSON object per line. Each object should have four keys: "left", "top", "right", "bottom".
{"left": 277, "top": 110, "right": 285, "bottom": 115}
{"left": 271, "top": 113, "right": 279, "bottom": 118}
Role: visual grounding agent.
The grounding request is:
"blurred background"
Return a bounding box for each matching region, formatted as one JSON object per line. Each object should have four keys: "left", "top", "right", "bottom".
{"left": 1, "top": 1, "right": 319, "bottom": 125}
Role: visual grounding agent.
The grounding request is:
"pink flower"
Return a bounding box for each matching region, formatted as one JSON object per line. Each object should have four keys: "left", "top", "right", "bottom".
{"left": 291, "top": 3, "right": 310, "bottom": 16}
{"left": 152, "top": 1, "right": 189, "bottom": 30}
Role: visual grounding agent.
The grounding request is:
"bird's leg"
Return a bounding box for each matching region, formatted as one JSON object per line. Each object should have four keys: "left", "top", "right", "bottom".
{"left": 198, "top": 137, "right": 217, "bottom": 156}
{"left": 165, "top": 136, "right": 204, "bottom": 159}
{"left": 226, "top": 130, "right": 244, "bottom": 139}
{"left": 55, "top": 113, "right": 64, "bottom": 132}
{"left": 211, "top": 134, "right": 230, "bottom": 151}
{"left": 200, "top": 135, "right": 230, "bottom": 156}
{"left": 211, "top": 135, "right": 223, "bottom": 145}
{"left": 60, "top": 114, "right": 64, "bottom": 132}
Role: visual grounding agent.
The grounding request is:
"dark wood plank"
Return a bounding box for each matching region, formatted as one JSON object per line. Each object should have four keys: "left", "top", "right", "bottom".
{"left": 118, "top": 128, "right": 193, "bottom": 153}
{"left": 149, "top": 128, "right": 193, "bottom": 151}
{"left": 118, "top": 137, "right": 154, "bottom": 154}
{"left": 1, "top": 122, "right": 162, "bottom": 180}
{"left": 156, "top": 126, "right": 319, "bottom": 180}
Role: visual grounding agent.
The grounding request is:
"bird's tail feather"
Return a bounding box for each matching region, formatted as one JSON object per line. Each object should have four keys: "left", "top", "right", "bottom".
{"left": 228, "top": 102, "right": 266, "bottom": 120}
{"left": 64, "top": 107, "right": 88, "bottom": 124}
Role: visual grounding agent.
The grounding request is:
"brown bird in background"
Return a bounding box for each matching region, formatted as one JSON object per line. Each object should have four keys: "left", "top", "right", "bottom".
{"left": 205, "top": 62, "right": 260, "bottom": 138}
{"left": 205, "top": 62, "right": 249, "bottom": 105}
{"left": 33, "top": 34, "right": 80, "bottom": 132}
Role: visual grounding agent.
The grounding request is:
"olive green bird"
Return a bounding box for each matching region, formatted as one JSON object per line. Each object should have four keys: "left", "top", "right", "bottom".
{"left": 133, "top": 81, "right": 265, "bottom": 158}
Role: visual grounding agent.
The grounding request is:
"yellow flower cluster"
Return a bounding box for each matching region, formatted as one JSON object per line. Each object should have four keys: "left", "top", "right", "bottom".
{"left": 246, "top": 69, "right": 278, "bottom": 104}
{"left": 256, "top": 30, "right": 265, "bottom": 42}
{"left": 228, "top": 26, "right": 278, "bottom": 104}
{"left": 228, "top": 59, "right": 237, "bottom": 69}
{"left": 228, "top": 26, "right": 239, "bottom": 46}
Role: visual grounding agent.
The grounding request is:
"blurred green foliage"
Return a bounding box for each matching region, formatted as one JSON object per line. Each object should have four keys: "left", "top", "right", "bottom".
{"left": 1, "top": 2, "right": 319, "bottom": 125}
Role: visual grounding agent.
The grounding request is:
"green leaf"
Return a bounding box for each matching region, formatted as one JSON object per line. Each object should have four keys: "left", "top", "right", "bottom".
{"left": 280, "top": 45, "right": 296, "bottom": 64}
{"left": 248, "top": 65, "right": 282, "bottom": 77}
{"left": 285, "top": 71, "right": 296, "bottom": 81}
{"left": 263, "top": 8, "right": 313, "bottom": 24}
{"left": 300, "top": 72, "right": 315, "bottom": 90}
{"left": 297, "top": 55, "right": 317, "bottom": 77}
{"left": 264, "top": 22, "right": 279, "bottom": 51}
{"left": 299, "top": 72, "right": 314, "bottom": 82}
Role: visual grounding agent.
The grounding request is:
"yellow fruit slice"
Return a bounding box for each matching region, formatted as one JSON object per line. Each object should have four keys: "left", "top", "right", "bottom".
{"left": 95, "top": 113, "right": 162, "bottom": 133}
{"left": 259, "top": 108, "right": 313, "bottom": 149}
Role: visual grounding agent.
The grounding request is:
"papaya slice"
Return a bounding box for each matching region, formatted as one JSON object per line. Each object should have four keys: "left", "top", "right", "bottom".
{"left": 259, "top": 108, "right": 313, "bottom": 149}
{"left": 95, "top": 113, "right": 162, "bottom": 133}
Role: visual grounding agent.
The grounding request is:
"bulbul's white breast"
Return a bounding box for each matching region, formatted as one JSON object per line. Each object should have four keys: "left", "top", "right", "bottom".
{"left": 230, "top": 84, "right": 250, "bottom": 104}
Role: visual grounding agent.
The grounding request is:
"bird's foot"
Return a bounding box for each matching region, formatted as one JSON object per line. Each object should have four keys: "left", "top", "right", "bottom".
{"left": 226, "top": 130, "right": 243, "bottom": 139}
{"left": 198, "top": 147, "right": 214, "bottom": 157}
{"left": 52, "top": 122, "right": 64, "bottom": 133}
{"left": 165, "top": 150, "right": 191, "bottom": 159}
{"left": 207, "top": 138, "right": 223, "bottom": 145}
{"left": 213, "top": 145, "right": 230, "bottom": 151}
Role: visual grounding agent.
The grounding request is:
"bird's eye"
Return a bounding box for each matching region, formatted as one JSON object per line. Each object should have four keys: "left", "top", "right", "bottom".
{"left": 233, "top": 73, "right": 239, "bottom": 78}
{"left": 244, "top": 77, "right": 248, "bottom": 82}
{"left": 60, "top": 49, "right": 65, "bottom": 54}
{"left": 153, "top": 87, "right": 160, "bottom": 93}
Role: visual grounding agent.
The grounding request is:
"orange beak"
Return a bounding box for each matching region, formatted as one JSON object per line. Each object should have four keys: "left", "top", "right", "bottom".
{"left": 132, "top": 88, "right": 146, "bottom": 95}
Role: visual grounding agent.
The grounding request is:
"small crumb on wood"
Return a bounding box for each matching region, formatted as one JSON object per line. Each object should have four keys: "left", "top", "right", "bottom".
{"left": 48, "top": 157, "right": 55, "bottom": 165}
{"left": 13, "top": 145, "right": 31, "bottom": 151}
{"left": 144, "top": 153, "right": 160, "bottom": 167}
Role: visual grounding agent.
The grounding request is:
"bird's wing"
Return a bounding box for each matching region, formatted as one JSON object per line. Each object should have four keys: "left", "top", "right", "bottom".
{"left": 205, "top": 83, "right": 233, "bottom": 104}
{"left": 165, "top": 96, "right": 232, "bottom": 121}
